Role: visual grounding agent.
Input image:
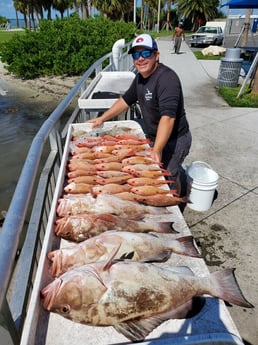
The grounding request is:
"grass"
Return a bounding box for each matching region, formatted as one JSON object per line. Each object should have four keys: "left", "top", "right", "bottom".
{"left": 193, "top": 50, "right": 258, "bottom": 108}
{"left": 218, "top": 86, "right": 258, "bottom": 107}
{"left": 0, "top": 29, "right": 24, "bottom": 43}
{"left": 193, "top": 50, "right": 222, "bottom": 60}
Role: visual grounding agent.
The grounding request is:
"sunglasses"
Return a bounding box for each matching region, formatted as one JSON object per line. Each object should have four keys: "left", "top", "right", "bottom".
{"left": 132, "top": 50, "right": 154, "bottom": 60}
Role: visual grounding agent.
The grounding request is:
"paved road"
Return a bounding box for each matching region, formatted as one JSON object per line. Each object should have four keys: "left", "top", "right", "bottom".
{"left": 158, "top": 37, "right": 258, "bottom": 345}
{"left": 185, "top": 34, "right": 240, "bottom": 52}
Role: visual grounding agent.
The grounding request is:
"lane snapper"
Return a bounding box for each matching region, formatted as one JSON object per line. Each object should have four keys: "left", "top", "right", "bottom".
{"left": 130, "top": 185, "right": 175, "bottom": 196}
{"left": 41, "top": 251, "right": 253, "bottom": 342}
{"left": 48, "top": 231, "right": 201, "bottom": 277}
{"left": 54, "top": 212, "right": 175, "bottom": 242}
{"left": 136, "top": 194, "right": 188, "bottom": 207}
{"left": 127, "top": 177, "right": 174, "bottom": 186}
{"left": 64, "top": 182, "right": 93, "bottom": 194}
{"left": 67, "top": 175, "right": 98, "bottom": 185}
{"left": 91, "top": 184, "right": 131, "bottom": 196}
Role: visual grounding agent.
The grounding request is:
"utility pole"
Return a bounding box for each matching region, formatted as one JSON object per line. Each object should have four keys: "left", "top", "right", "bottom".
{"left": 157, "top": 0, "right": 161, "bottom": 32}
{"left": 241, "top": 8, "right": 252, "bottom": 46}
{"left": 133, "top": 0, "right": 137, "bottom": 23}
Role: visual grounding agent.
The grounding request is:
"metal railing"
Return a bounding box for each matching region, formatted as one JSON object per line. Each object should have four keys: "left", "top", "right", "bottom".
{"left": 0, "top": 40, "right": 133, "bottom": 344}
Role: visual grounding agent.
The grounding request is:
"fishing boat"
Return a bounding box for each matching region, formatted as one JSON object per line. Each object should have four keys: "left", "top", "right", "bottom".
{"left": 0, "top": 38, "right": 249, "bottom": 345}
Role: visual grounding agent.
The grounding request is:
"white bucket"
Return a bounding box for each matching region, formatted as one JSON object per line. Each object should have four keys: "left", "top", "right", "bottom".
{"left": 186, "top": 161, "right": 219, "bottom": 212}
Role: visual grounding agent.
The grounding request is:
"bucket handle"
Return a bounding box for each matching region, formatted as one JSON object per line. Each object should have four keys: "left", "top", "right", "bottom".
{"left": 186, "top": 161, "right": 213, "bottom": 170}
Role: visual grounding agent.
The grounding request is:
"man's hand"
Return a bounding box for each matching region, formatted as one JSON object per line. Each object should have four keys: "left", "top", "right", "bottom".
{"left": 86, "top": 116, "right": 103, "bottom": 128}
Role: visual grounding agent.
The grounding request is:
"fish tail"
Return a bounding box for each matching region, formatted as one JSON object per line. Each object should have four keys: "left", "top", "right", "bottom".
{"left": 160, "top": 168, "right": 172, "bottom": 176}
{"left": 157, "top": 221, "right": 178, "bottom": 233}
{"left": 211, "top": 268, "right": 254, "bottom": 308}
{"left": 170, "top": 236, "right": 202, "bottom": 258}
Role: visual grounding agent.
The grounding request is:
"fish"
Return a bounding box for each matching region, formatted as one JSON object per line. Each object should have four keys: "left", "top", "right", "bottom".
{"left": 130, "top": 185, "right": 174, "bottom": 196}
{"left": 127, "top": 177, "right": 174, "bottom": 187}
{"left": 64, "top": 182, "right": 93, "bottom": 194}
{"left": 95, "top": 162, "right": 123, "bottom": 171}
{"left": 54, "top": 213, "right": 175, "bottom": 242}
{"left": 56, "top": 193, "right": 169, "bottom": 217}
{"left": 112, "top": 191, "right": 144, "bottom": 202}
{"left": 96, "top": 175, "right": 131, "bottom": 185}
{"left": 68, "top": 160, "right": 96, "bottom": 172}
{"left": 48, "top": 231, "right": 202, "bottom": 277}
{"left": 113, "top": 144, "right": 150, "bottom": 152}
{"left": 67, "top": 175, "right": 98, "bottom": 185}
{"left": 67, "top": 169, "right": 98, "bottom": 178}
{"left": 136, "top": 194, "right": 188, "bottom": 207}
{"left": 111, "top": 148, "right": 143, "bottom": 158}
{"left": 114, "top": 133, "right": 146, "bottom": 141}
{"left": 91, "top": 145, "right": 116, "bottom": 153}
{"left": 122, "top": 163, "right": 161, "bottom": 173}
{"left": 70, "top": 145, "right": 92, "bottom": 156}
{"left": 122, "top": 156, "right": 160, "bottom": 166}
{"left": 116, "top": 138, "right": 151, "bottom": 146}
{"left": 97, "top": 171, "right": 131, "bottom": 178}
{"left": 41, "top": 254, "right": 253, "bottom": 342}
{"left": 91, "top": 184, "right": 131, "bottom": 196}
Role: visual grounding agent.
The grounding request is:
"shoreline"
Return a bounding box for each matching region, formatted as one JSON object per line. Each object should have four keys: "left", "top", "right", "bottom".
{"left": 0, "top": 61, "right": 81, "bottom": 103}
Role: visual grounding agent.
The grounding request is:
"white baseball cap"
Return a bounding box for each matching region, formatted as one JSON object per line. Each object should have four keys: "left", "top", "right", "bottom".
{"left": 128, "top": 34, "right": 158, "bottom": 54}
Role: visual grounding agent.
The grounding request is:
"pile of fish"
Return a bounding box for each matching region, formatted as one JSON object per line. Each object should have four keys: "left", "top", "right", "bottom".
{"left": 41, "top": 125, "right": 254, "bottom": 343}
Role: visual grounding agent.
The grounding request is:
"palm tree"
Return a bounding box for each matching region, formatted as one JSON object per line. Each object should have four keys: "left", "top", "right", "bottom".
{"left": 53, "top": 0, "right": 73, "bottom": 18}
{"left": 92, "top": 0, "right": 133, "bottom": 20}
{"left": 177, "top": 0, "right": 219, "bottom": 31}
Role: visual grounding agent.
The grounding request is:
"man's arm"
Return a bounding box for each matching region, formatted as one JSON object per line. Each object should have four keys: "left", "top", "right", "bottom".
{"left": 151, "top": 115, "right": 175, "bottom": 163}
{"left": 87, "top": 97, "right": 129, "bottom": 128}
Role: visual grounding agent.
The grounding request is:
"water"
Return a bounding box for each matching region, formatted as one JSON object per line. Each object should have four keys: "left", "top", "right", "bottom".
{"left": 8, "top": 18, "right": 26, "bottom": 28}
{"left": 0, "top": 92, "right": 49, "bottom": 214}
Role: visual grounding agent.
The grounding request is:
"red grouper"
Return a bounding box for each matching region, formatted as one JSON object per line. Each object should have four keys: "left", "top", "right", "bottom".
{"left": 41, "top": 248, "right": 254, "bottom": 342}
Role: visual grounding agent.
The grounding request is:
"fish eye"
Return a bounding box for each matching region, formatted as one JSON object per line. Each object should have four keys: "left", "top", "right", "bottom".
{"left": 62, "top": 304, "right": 70, "bottom": 314}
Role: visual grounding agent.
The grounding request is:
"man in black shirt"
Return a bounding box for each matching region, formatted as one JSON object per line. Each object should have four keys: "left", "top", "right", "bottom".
{"left": 88, "top": 33, "right": 191, "bottom": 196}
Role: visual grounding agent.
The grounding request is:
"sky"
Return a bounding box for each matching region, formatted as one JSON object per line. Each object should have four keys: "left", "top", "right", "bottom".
{"left": 0, "top": 0, "right": 257, "bottom": 20}
{"left": 0, "top": 0, "right": 17, "bottom": 19}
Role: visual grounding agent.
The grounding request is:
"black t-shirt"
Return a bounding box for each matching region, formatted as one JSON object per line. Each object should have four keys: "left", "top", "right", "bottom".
{"left": 123, "top": 63, "right": 189, "bottom": 140}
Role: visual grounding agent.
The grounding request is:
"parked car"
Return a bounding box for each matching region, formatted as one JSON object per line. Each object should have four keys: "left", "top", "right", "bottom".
{"left": 189, "top": 26, "right": 224, "bottom": 47}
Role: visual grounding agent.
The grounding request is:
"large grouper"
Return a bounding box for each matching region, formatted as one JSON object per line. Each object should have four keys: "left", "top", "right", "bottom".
{"left": 47, "top": 231, "right": 202, "bottom": 277}
{"left": 41, "top": 248, "right": 254, "bottom": 342}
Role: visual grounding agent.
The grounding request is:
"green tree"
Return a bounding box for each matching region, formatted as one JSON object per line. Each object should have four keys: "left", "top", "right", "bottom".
{"left": 53, "top": 0, "right": 73, "bottom": 18}
{"left": 177, "top": 0, "right": 219, "bottom": 31}
{"left": 92, "top": 0, "right": 134, "bottom": 20}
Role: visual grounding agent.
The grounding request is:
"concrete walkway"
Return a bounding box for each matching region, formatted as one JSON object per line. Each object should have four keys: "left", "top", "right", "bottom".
{"left": 157, "top": 37, "right": 258, "bottom": 345}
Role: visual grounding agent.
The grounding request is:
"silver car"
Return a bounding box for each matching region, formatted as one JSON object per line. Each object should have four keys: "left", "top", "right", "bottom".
{"left": 189, "top": 26, "right": 224, "bottom": 47}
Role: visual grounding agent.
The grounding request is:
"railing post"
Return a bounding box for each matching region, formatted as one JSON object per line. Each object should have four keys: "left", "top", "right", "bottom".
{"left": 0, "top": 298, "right": 19, "bottom": 345}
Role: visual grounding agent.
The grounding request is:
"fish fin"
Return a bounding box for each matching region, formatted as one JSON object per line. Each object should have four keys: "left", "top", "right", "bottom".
{"left": 158, "top": 221, "right": 178, "bottom": 233}
{"left": 97, "top": 213, "right": 117, "bottom": 222}
{"left": 119, "top": 251, "right": 135, "bottom": 260}
{"left": 114, "top": 316, "right": 166, "bottom": 342}
{"left": 102, "top": 243, "right": 122, "bottom": 271}
{"left": 113, "top": 297, "right": 205, "bottom": 342}
{"left": 161, "top": 265, "right": 195, "bottom": 276}
{"left": 170, "top": 236, "right": 202, "bottom": 258}
{"left": 211, "top": 268, "right": 254, "bottom": 308}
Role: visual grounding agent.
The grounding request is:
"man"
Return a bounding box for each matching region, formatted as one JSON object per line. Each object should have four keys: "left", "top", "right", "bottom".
{"left": 172, "top": 24, "right": 185, "bottom": 54}
{"left": 87, "top": 33, "right": 191, "bottom": 196}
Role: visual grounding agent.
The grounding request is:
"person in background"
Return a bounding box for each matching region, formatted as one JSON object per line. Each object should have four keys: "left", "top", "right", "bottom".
{"left": 172, "top": 23, "right": 185, "bottom": 54}
{"left": 87, "top": 33, "right": 191, "bottom": 199}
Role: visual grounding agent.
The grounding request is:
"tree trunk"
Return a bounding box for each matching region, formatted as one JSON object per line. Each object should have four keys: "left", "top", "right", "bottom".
{"left": 166, "top": 0, "right": 171, "bottom": 30}
{"left": 241, "top": 9, "right": 251, "bottom": 46}
{"left": 251, "top": 63, "right": 258, "bottom": 94}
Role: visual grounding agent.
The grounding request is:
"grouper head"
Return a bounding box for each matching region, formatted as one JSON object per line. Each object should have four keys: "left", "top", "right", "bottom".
{"left": 41, "top": 266, "right": 107, "bottom": 323}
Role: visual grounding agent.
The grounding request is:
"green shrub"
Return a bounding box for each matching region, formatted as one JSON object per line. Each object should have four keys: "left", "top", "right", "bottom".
{"left": 0, "top": 15, "right": 136, "bottom": 78}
